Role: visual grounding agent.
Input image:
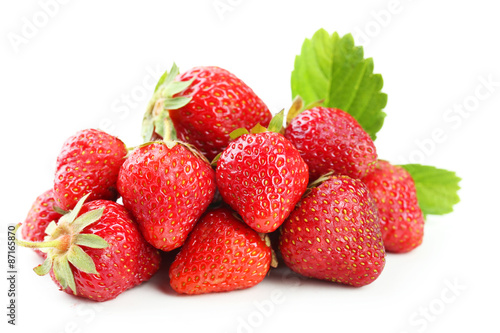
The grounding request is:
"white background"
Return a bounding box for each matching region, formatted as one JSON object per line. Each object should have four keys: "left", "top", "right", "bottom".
{"left": 1, "top": 0, "right": 499, "bottom": 332}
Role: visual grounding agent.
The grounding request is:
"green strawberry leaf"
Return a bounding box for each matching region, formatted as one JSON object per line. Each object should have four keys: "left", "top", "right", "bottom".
{"left": 400, "top": 164, "right": 461, "bottom": 216}
{"left": 291, "top": 29, "right": 387, "bottom": 140}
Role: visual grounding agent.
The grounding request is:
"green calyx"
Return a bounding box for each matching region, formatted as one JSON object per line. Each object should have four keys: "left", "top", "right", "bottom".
{"left": 211, "top": 152, "right": 223, "bottom": 167}
{"left": 302, "top": 171, "right": 336, "bottom": 197}
{"left": 126, "top": 139, "right": 210, "bottom": 166}
{"left": 229, "top": 109, "right": 285, "bottom": 141}
{"left": 15, "top": 193, "right": 109, "bottom": 295}
{"left": 163, "top": 139, "right": 211, "bottom": 165}
{"left": 142, "top": 63, "right": 194, "bottom": 143}
{"left": 286, "top": 95, "right": 324, "bottom": 126}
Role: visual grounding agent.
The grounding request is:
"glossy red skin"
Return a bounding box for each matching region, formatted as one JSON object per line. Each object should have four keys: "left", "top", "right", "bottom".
{"left": 52, "top": 200, "right": 161, "bottom": 302}
{"left": 279, "top": 175, "right": 385, "bottom": 287}
{"left": 170, "top": 66, "right": 272, "bottom": 160}
{"left": 362, "top": 160, "right": 424, "bottom": 253}
{"left": 285, "top": 107, "right": 377, "bottom": 181}
{"left": 22, "top": 189, "right": 63, "bottom": 257}
{"left": 54, "top": 129, "right": 128, "bottom": 210}
{"left": 216, "top": 132, "right": 309, "bottom": 233}
{"left": 169, "top": 207, "right": 272, "bottom": 295}
{"left": 117, "top": 142, "right": 216, "bottom": 251}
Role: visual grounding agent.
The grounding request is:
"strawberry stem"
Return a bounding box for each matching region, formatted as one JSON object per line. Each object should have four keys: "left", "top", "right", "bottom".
{"left": 14, "top": 224, "right": 61, "bottom": 249}
{"left": 15, "top": 238, "right": 61, "bottom": 249}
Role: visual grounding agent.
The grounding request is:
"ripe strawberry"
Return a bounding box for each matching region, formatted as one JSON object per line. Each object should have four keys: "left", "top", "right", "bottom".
{"left": 216, "top": 113, "right": 309, "bottom": 233}
{"left": 21, "top": 189, "right": 64, "bottom": 257}
{"left": 362, "top": 160, "right": 424, "bottom": 253}
{"left": 15, "top": 194, "right": 161, "bottom": 302}
{"left": 117, "top": 141, "right": 216, "bottom": 251}
{"left": 54, "top": 129, "right": 128, "bottom": 210}
{"left": 285, "top": 106, "right": 377, "bottom": 181}
{"left": 142, "top": 64, "right": 272, "bottom": 160}
{"left": 169, "top": 207, "right": 273, "bottom": 295}
{"left": 279, "top": 175, "right": 385, "bottom": 287}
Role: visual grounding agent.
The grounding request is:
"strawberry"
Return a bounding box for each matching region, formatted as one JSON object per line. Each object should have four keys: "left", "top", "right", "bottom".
{"left": 216, "top": 112, "right": 309, "bottom": 233}
{"left": 21, "top": 189, "right": 64, "bottom": 257}
{"left": 362, "top": 160, "right": 424, "bottom": 253}
{"left": 142, "top": 64, "right": 272, "bottom": 160}
{"left": 279, "top": 175, "right": 385, "bottom": 287}
{"left": 117, "top": 141, "right": 216, "bottom": 251}
{"left": 15, "top": 194, "right": 161, "bottom": 302}
{"left": 54, "top": 129, "right": 128, "bottom": 210}
{"left": 169, "top": 207, "right": 274, "bottom": 295}
{"left": 284, "top": 105, "right": 377, "bottom": 181}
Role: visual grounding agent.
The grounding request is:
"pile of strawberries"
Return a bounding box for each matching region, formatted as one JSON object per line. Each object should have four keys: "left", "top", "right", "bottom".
{"left": 17, "top": 64, "right": 425, "bottom": 301}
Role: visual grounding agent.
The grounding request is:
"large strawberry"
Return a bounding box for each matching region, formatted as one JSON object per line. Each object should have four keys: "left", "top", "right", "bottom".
{"left": 117, "top": 141, "right": 216, "bottom": 251}
{"left": 362, "top": 160, "right": 424, "bottom": 253}
{"left": 142, "top": 64, "right": 272, "bottom": 160}
{"left": 15, "top": 194, "right": 161, "bottom": 302}
{"left": 21, "top": 189, "right": 64, "bottom": 257}
{"left": 169, "top": 207, "right": 274, "bottom": 295}
{"left": 216, "top": 112, "right": 309, "bottom": 233}
{"left": 54, "top": 129, "right": 128, "bottom": 210}
{"left": 279, "top": 175, "right": 385, "bottom": 287}
{"left": 285, "top": 104, "right": 377, "bottom": 181}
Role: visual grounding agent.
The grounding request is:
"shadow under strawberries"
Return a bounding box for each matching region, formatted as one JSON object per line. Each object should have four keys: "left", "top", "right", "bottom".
{"left": 148, "top": 249, "right": 180, "bottom": 296}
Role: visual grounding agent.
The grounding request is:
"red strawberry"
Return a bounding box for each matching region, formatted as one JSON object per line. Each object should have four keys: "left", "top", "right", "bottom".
{"left": 279, "top": 175, "right": 385, "bottom": 287}
{"left": 216, "top": 113, "right": 309, "bottom": 233}
{"left": 15, "top": 194, "right": 161, "bottom": 302}
{"left": 54, "top": 129, "right": 128, "bottom": 210}
{"left": 169, "top": 207, "right": 273, "bottom": 295}
{"left": 142, "top": 64, "right": 272, "bottom": 160}
{"left": 21, "top": 189, "right": 63, "bottom": 257}
{"left": 117, "top": 141, "right": 216, "bottom": 251}
{"left": 362, "top": 160, "right": 424, "bottom": 253}
{"left": 285, "top": 106, "right": 377, "bottom": 181}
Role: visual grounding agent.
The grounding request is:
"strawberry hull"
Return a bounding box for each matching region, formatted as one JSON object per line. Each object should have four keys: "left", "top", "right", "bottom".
{"left": 51, "top": 200, "right": 161, "bottom": 301}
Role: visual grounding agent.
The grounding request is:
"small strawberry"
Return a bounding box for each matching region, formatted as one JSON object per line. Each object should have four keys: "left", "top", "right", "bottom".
{"left": 117, "top": 141, "right": 216, "bottom": 251}
{"left": 279, "top": 175, "right": 385, "bottom": 287}
{"left": 216, "top": 112, "right": 309, "bottom": 233}
{"left": 142, "top": 64, "right": 272, "bottom": 160}
{"left": 285, "top": 103, "right": 377, "bottom": 181}
{"left": 21, "top": 189, "right": 64, "bottom": 257}
{"left": 169, "top": 207, "right": 274, "bottom": 295}
{"left": 362, "top": 160, "right": 424, "bottom": 253}
{"left": 15, "top": 194, "right": 161, "bottom": 302}
{"left": 54, "top": 129, "right": 128, "bottom": 210}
